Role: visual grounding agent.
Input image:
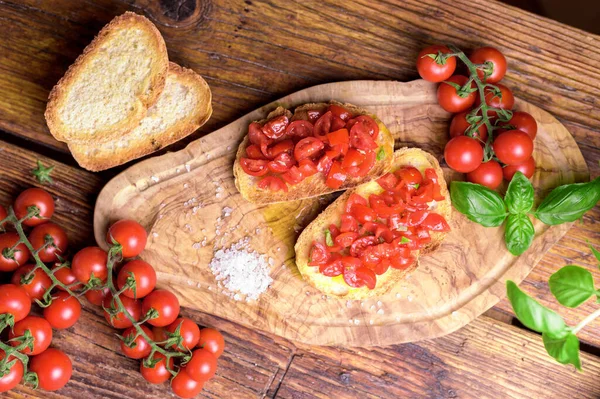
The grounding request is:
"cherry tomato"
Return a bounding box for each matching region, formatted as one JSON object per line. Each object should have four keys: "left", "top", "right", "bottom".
{"left": 444, "top": 136, "right": 483, "bottom": 173}
{"left": 257, "top": 176, "right": 288, "bottom": 192}
{"left": 343, "top": 266, "right": 376, "bottom": 289}
{"left": 449, "top": 111, "right": 488, "bottom": 141}
{"left": 349, "top": 115, "right": 380, "bottom": 139}
{"left": 84, "top": 287, "right": 110, "bottom": 306}
{"left": 328, "top": 104, "right": 352, "bottom": 121}
{"left": 349, "top": 236, "right": 378, "bottom": 258}
{"left": 0, "top": 284, "right": 31, "bottom": 323}
{"left": 334, "top": 232, "right": 359, "bottom": 248}
{"left": 53, "top": 263, "right": 82, "bottom": 291}
{"left": 326, "top": 161, "right": 346, "bottom": 189}
{"left": 29, "top": 222, "right": 68, "bottom": 263}
{"left": 197, "top": 328, "right": 225, "bottom": 358}
{"left": 9, "top": 316, "right": 52, "bottom": 355}
{"left": 395, "top": 166, "right": 423, "bottom": 186}
{"left": 349, "top": 129, "right": 377, "bottom": 151}
{"left": 106, "top": 219, "right": 147, "bottom": 258}
{"left": 166, "top": 317, "right": 200, "bottom": 351}
{"left": 141, "top": 352, "right": 173, "bottom": 384}
{"left": 11, "top": 264, "right": 52, "bottom": 302}
{"left": 117, "top": 260, "right": 157, "bottom": 299}
{"left": 308, "top": 242, "right": 330, "bottom": 266}
{"left": 268, "top": 140, "right": 294, "bottom": 158}
{"left": 294, "top": 137, "right": 324, "bottom": 161}
{"left": 327, "top": 128, "right": 349, "bottom": 146}
{"left": 120, "top": 325, "right": 154, "bottom": 359}
{"left": 416, "top": 45, "right": 456, "bottom": 82}
{"left": 142, "top": 289, "right": 180, "bottom": 327}
{"left": 248, "top": 122, "right": 269, "bottom": 146}
{"left": 493, "top": 130, "right": 534, "bottom": 165}
{"left": 0, "top": 205, "right": 6, "bottom": 228}
{"left": 314, "top": 111, "right": 333, "bottom": 140}
{"left": 261, "top": 115, "right": 289, "bottom": 139}
{"left": 240, "top": 158, "right": 269, "bottom": 177}
{"left": 437, "top": 75, "right": 476, "bottom": 113}
{"left": 284, "top": 120, "right": 313, "bottom": 139}
{"left": 171, "top": 368, "right": 204, "bottom": 398}
{"left": 503, "top": 156, "right": 536, "bottom": 181}
{"left": 44, "top": 291, "right": 81, "bottom": 329}
{"left": 71, "top": 246, "right": 108, "bottom": 284}
{"left": 186, "top": 348, "right": 218, "bottom": 382}
{"left": 281, "top": 166, "right": 305, "bottom": 185}
{"left": 469, "top": 47, "right": 507, "bottom": 83}
{"left": 267, "top": 152, "right": 294, "bottom": 173}
{"left": 298, "top": 158, "right": 318, "bottom": 178}
{"left": 480, "top": 83, "right": 514, "bottom": 115}
{"left": 245, "top": 144, "right": 265, "bottom": 159}
{"left": 103, "top": 293, "right": 141, "bottom": 329}
{"left": 0, "top": 350, "right": 23, "bottom": 393}
{"left": 152, "top": 326, "right": 169, "bottom": 344}
{"left": 14, "top": 188, "right": 54, "bottom": 226}
{"left": 466, "top": 160, "right": 503, "bottom": 189}
{"left": 341, "top": 148, "right": 366, "bottom": 170}
{"left": 498, "top": 111, "right": 537, "bottom": 140}
{"left": 29, "top": 348, "right": 72, "bottom": 391}
{"left": 0, "top": 232, "right": 30, "bottom": 272}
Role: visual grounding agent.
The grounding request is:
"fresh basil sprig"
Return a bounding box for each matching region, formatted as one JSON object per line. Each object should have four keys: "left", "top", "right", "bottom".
{"left": 507, "top": 245, "right": 600, "bottom": 371}
{"left": 450, "top": 174, "right": 600, "bottom": 255}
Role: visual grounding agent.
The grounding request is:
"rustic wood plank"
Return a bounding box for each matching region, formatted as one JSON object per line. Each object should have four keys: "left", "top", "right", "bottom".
{"left": 277, "top": 315, "right": 600, "bottom": 399}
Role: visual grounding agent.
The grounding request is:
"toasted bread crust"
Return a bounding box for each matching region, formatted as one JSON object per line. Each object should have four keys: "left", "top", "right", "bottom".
{"left": 45, "top": 12, "right": 168, "bottom": 143}
{"left": 234, "top": 102, "right": 395, "bottom": 204}
{"left": 68, "top": 62, "right": 212, "bottom": 171}
{"left": 294, "top": 148, "right": 452, "bottom": 300}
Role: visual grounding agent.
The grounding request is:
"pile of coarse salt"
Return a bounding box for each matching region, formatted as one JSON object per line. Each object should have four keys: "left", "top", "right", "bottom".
{"left": 209, "top": 238, "right": 273, "bottom": 301}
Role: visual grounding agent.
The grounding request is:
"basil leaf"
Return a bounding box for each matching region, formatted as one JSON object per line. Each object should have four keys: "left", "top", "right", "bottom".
{"left": 450, "top": 181, "right": 507, "bottom": 227}
{"left": 324, "top": 229, "right": 334, "bottom": 247}
{"left": 504, "top": 213, "right": 535, "bottom": 256}
{"left": 549, "top": 265, "right": 597, "bottom": 308}
{"left": 534, "top": 177, "right": 600, "bottom": 225}
{"left": 504, "top": 171, "right": 534, "bottom": 214}
{"left": 542, "top": 332, "right": 581, "bottom": 370}
{"left": 376, "top": 147, "right": 386, "bottom": 161}
{"left": 506, "top": 281, "right": 566, "bottom": 335}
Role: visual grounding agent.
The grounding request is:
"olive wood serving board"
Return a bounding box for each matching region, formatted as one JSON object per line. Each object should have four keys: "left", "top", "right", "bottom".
{"left": 94, "top": 80, "right": 588, "bottom": 346}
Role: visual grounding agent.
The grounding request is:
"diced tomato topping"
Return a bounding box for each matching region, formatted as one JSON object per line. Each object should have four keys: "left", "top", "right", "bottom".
{"left": 395, "top": 166, "right": 423, "bottom": 186}
{"left": 314, "top": 111, "right": 333, "bottom": 141}
{"left": 346, "top": 193, "right": 367, "bottom": 213}
{"left": 268, "top": 152, "right": 294, "bottom": 173}
{"left": 326, "top": 143, "right": 349, "bottom": 160}
{"left": 281, "top": 166, "right": 304, "bottom": 185}
{"left": 240, "top": 158, "right": 269, "bottom": 176}
{"left": 298, "top": 158, "right": 318, "bottom": 178}
{"left": 411, "top": 183, "right": 434, "bottom": 203}
{"left": 257, "top": 176, "right": 288, "bottom": 192}
{"left": 268, "top": 140, "right": 294, "bottom": 158}
{"left": 319, "top": 254, "right": 343, "bottom": 277}
{"left": 390, "top": 256, "right": 415, "bottom": 270}
{"left": 316, "top": 154, "right": 333, "bottom": 175}
{"left": 350, "top": 129, "right": 378, "bottom": 151}
{"left": 349, "top": 150, "right": 376, "bottom": 178}
{"left": 349, "top": 115, "right": 379, "bottom": 139}
{"left": 262, "top": 116, "right": 289, "bottom": 139}
{"left": 340, "top": 213, "right": 359, "bottom": 233}
{"left": 309, "top": 242, "right": 329, "bottom": 266}
{"left": 329, "top": 104, "right": 352, "bottom": 121}
{"left": 285, "top": 120, "right": 314, "bottom": 139}
{"left": 377, "top": 173, "right": 398, "bottom": 191}
{"left": 343, "top": 266, "right": 376, "bottom": 289}
{"left": 375, "top": 225, "right": 394, "bottom": 243}
{"left": 307, "top": 109, "right": 323, "bottom": 123}
{"left": 341, "top": 148, "right": 365, "bottom": 170}
{"left": 350, "top": 204, "right": 376, "bottom": 224}
{"left": 327, "top": 128, "right": 349, "bottom": 146}
{"left": 326, "top": 161, "right": 346, "bottom": 189}
{"left": 331, "top": 116, "right": 346, "bottom": 131}
{"left": 294, "top": 137, "right": 324, "bottom": 161}
{"left": 341, "top": 256, "right": 362, "bottom": 268}
{"left": 334, "top": 232, "right": 359, "bottom": 248}
{"left": 328, "top": 224, "right": 340, "bottom": 238}
{"left": 246, "top": 144, "right": 265, "bottom": 160}
{"left": 359, "top": 221, "right": 378, "bottom": 236}
{"left": 421, "top": 213, "right": 451, "bottom": 232}
{"left": 350, "top": 236, "right": 378, "bottom": 257}
{"left": 407, "top": 210, "right": 429, "bottom": 227}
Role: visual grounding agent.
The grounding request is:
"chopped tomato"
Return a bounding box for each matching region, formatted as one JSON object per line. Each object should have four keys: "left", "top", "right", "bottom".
{"left": 331, "top": 116, "right": 346, "bottom": 132}
{"left": 341, "top": 149, "right": 365, "bottom": 170}
{"left": 281, "top": 166, "right": 304, "bottom": 185}
{"left": 314, "top": 111, "right": 333, "bottom": 140}
{"left": 245, "top": 144, "right": 265, "bottom": 159}
{"left": 262, "top": 116, "right": 289, "bottom": 139}
{"left": 372, "top": 259, "right": 391, "bottom": 275}
{"left": 294, "top": 137, "right": 324, "bottom": 161}
{"left": 268, "top": 152, "right": 294, "bottom": 173}
{"left": 390, "top": 256, "right": 415, "bottom": 270}
{"left": 327, "top": 129, "right": 349, "bottom": 146}
{"left": 326, "top": 143, "right": 349, "bottom": 160}
{"left": 257, "top": 176, "right": 288, "bottom": 192}
{"left": 335, "top": 232, "right": 359, "bottom": 248}
{"left": 350, "top": 130, "right": 378, "bottom": 151}
{"left": 411, "top": 183, "right": 434, "bottom": 203}
{"left": 421, "top": 213, "right": 451, "bottom": 232}
{"left": 328, "top": 224, "right": 340, "bottom": 239}
{"left": 285, "top": 120, "right": 313, "bottom": 139}
{"left": 329, "top": 104, "right": 352, "bottom": 121}
{"left": 395, "top": 166, "right": 423, "bottom": 186}
{"left": 319, "top": 255, "right": 343, "bottom": 277}
{"left": 407, "top": 210, "right": 429, "bottom": 226}
{"left": 375, "top": 225, "right": 393, "bottom": 243}
{"left": 326, "top": 161, "right": 346, "bottom": 189}
{"left": 309, "top": 242, "right": 329, "bottom": 266}
{"left": 359, "top": 221, "right": 378, "bottom": 235}
{"left": 248, "top": 122, "right": 269, "bottom": 145}
{"left": 424, "top": 168, "right": 439, "bottom": 184}
{"left": 268, "top": 140, "right": 294, "bottom": 158}
{"left": 349, "top": 236, "right": 378, "bottom": 257}
{"left": 377, "top": 173, "right": 398, "bottom": 191}
{"left": 298, "top": 159, "right": 318, "bottom": 178}
{"left": 341, "top": 256, "right": 362, "bottom": 268}
{"left": 340, "top": 213, "right": 359, "bottom": 233}
{"left": 240, "top": 158, "right": 269, "bottom": 176}
{"left": 348, "top": 150, "right": 376, "bottom": 178}
{"left": 317, "top": 154, "right": 333, "bottom": 175}
{"left": 344, "top": 266, "right": 376, "bottom": 289}
{"left": 349, "top": 115, "right": 379, "bottom": 139}
{"left": 351, "top": 204, "right": 376, "bottom": 224}
{"left": 346, "top": 193, "right": 367, "bottom": 214}
{"left": 307, "top": 109, "right": 323, "bottom": 123}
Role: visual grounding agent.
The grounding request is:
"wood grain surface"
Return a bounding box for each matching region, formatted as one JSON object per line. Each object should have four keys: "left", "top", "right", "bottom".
{"left": 0, "top": 0, "right": 599, "bottom": 397}
{"left": 94, "top": 80, "right": 588, "bottom": 346}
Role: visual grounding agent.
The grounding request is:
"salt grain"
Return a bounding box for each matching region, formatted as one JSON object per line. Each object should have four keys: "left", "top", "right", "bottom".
{"left": 184, "top": 183, "right": 190, "bottom": 189}
{"left": 209, "top": 239, "right": 273, "bottom": 301}
{"left": 151, "top": 176, "right": 159, "bottom": 183}
{"left": 185, "top": 164, "right": 191, "bottom": 172}
{"left": 377, "top": 309, "right": 384, "bottom": 315}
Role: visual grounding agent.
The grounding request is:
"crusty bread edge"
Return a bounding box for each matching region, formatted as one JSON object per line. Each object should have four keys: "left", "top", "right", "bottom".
{"left": 69, "top": 62, "right": 212, "bottom": 171}
{"left": 233, "top": 101, "right": 395, "bottom": 204}
{"left": 294, "top": 147, "right": 452, "bottom": 300}
{"left": 45, "top": 11, "right": 169, "bottom": 143}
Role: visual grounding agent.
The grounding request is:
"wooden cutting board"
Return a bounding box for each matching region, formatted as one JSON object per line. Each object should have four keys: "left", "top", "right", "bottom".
{"left": 94, "top": 80, "right": 588, "bottom": 346}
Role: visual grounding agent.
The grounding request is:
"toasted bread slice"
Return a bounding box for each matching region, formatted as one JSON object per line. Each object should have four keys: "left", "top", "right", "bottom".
{"left": 295, "top": 148, "right": 452, "bottom": 300}
{"left": 45, "top": 12, "right": 169, "bottom": 143}
{"left": 233, "top": 102, "right": 395, "bottom": 204}
{"left": 68, "top": 63, "right": 212, "bottom": 171}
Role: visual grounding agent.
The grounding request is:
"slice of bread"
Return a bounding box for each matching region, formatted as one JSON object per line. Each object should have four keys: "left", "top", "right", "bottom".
{"left": 68, "top": 62, "right": 212, "bottom": 171}
{"left": 295, "top": 148, "right": 452, "bottom": 300}
{"left": 45, "top": 12, "right": 169, "bottom": 143}
{"left": 233, "top": 102, "right": 395, "bottom": 204}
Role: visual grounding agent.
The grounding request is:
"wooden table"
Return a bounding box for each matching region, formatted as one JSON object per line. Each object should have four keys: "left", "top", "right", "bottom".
{"left": 1, "top": 0, "right": 599, "bottom": 397}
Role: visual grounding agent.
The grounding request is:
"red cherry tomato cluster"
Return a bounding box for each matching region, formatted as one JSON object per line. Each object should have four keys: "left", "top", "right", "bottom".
{"left": 240, "top": 104, "right": 384, "bottom": 191}
{"left": 0, "top": 188, "right": 73, "bottom": 393}
{"left": 417, "top": 45, "right": 538, "bottom": 189}
{"left": 308, "top": 167, "right": 450, "bottom": 289}
{"left": 94, "top": 220, "right": 225, "bottom": 399}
